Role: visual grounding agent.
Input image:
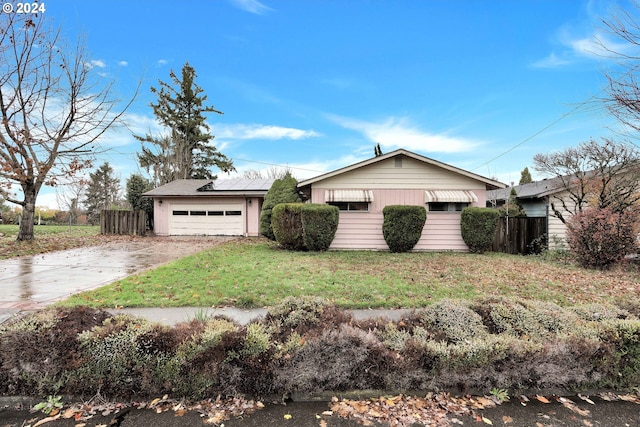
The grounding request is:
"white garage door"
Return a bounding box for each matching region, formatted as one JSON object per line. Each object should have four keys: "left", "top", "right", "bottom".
{"left": 169, "top": 204, "right": 243, "bottom": 236}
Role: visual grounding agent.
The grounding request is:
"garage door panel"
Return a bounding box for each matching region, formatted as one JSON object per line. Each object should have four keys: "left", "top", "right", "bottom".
{"left": 169, "top": 204, "right": 243, "bottom": 236}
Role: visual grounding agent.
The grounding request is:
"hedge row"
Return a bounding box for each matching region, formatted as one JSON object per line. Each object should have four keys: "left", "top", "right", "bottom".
{"left": 272, "top": 203, "right": 339, "bottom": 251}
{"left": 2, "top": 298, "right": 639, "bottom": 400}
{"left": 271, "top": 203, "right": 502, "bottom": 254}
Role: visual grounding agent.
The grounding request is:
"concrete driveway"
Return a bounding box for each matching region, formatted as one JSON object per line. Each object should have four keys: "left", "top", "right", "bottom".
{"left": 0, "top": 236, "right": 231, "bottom": 323}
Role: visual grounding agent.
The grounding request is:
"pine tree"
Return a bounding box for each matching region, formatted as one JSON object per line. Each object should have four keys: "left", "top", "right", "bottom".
{"left": 84, "top": 162, "right": 121, "bottom": 225}
{"left": 519, "top": 167, "right": 533, "bottom": 184}
{"left": 136, "top": 62, "right": 234, "bottom": 185}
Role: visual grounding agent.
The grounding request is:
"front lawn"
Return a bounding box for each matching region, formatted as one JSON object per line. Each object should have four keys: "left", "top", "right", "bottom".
{"left": 61, "top": 239, "right": 640, "bottom": 308}
{"left": 0, "top": 224, "right": 102, "bottom": 259}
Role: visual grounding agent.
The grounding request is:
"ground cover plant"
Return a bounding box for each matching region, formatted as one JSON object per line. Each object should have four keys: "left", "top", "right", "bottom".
{"left": 0, "top": 225, "right": 102, "bottom": 259}
{"left": 59, "top": 239, "right": 640, "bottom": 309}
{"left": 2, "top": 298, "right": 639, "bottom": 401}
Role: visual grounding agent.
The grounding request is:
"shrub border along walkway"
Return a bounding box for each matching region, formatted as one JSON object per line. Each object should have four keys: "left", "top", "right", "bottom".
{"left": 1, "top": 297, "right": 639, "bottom": 401}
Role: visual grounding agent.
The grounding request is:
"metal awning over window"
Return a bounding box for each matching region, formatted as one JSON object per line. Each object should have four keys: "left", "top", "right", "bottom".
{"left": 325, "top": 190, "right": 374, "bottom": 202}
{"left": 425, "top": 190, "right": 478, "bottom": 203}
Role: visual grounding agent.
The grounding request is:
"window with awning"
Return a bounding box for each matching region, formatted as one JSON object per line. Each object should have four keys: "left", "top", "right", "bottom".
{"left": 325, "top": 189, "right": 374, "bottom": 202}
{"left": 424, "top": 190, "right": 478, "bottom": 203}
{"left": 325, "top": 190, "right": 373, "bottom": 212}
{"left": 425, "top": 190, "right": 477, "bottom": 212}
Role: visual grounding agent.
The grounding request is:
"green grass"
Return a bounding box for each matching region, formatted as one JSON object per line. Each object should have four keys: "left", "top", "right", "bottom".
{"left": 0, "top": 224, "right": 99, "bottom": 237}
{"left": 60, "top": 239, "right": 640, "bottom": 309}
{"left": 0, "top": 225, "right": 101, "bottom": 259}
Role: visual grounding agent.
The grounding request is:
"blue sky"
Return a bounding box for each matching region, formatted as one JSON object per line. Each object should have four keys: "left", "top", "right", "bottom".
{"left": 34, "top": 0, "right": 635, "bottom": 208}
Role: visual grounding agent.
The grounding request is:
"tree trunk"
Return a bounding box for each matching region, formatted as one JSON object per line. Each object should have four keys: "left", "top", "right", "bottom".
{"left": 17, "top": 187, "right": 37, "bottom": 241}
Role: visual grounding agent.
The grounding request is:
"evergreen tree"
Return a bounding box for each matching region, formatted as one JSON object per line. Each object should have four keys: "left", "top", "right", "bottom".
{"left": 135, "top": 62, "right": 234, "bottom": 185}
{"left": 259, "top": 174, "right": 301, "bottom": 240}
{"left": 519, "top": 167, "right": 533, "bottom": 184}
{"left": 126, "top": 174, "right": 155, "bottom": 229}
{"left": 84, "top": 162, "right": 121, "bottom": 225}
{"left": 498, "top": 187, "right": 526, "bottom": 217}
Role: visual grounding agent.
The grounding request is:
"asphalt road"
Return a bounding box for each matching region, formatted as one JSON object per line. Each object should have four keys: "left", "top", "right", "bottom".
{"left": 2, "top": 397, "right": 639, "bottom": 427}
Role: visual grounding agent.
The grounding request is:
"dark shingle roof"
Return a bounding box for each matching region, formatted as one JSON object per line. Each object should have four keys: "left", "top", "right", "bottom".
{"left": 486, "top": 176, "right": 566, "bottom": 201}
{"left": 143, "top": 178, "right": 275, "bottom": 197}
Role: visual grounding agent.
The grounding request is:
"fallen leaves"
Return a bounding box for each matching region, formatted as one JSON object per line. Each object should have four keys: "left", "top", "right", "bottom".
{"left": 330, "top": 393, "right": 498, "bottom": 427}
{"left": 17, "top": 391, "right": 640, "bottom": 427}
{"left": 21, "top": 394, "right": 264, "bottom": 427}
{"left": 329, "top": 392, "right": 640, "bottom": 427}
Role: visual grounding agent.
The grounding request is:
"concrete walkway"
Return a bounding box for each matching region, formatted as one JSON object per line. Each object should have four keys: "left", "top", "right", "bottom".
{"left": 109, "top": 306, "right": 411, "bottom": 326}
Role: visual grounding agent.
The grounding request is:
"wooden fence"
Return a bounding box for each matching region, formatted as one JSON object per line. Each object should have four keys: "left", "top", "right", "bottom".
{"left": 100, "top": 210, "right": 146, "bottom": 236}
{"left": 492, "top": 216, "right": 547, "bottom": 255}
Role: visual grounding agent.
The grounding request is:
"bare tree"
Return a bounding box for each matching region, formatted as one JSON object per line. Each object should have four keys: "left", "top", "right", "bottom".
{"left": 0, "top": 10, "right": 135, "bottom": 240}
{"left": 56, "top": 178, "right": 88, "bottom": 225}
{"left": 600, "top": 2, "right": 640, "bottom": 132}
{"left": 242, "top": 166, "right": 294, "bottom": 180}
{"left": 533, "top": 138, "right": 640, "bottom": 223}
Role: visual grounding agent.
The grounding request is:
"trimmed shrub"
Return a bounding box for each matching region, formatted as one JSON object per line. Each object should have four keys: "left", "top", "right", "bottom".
{"left": 0, "top": 307, "right": 111, "bottom": 395}
{"left": 460, "top": 207, "right": 500, "bottom": 253}
{"left": 412, "top": 299, "right": 488, "bottom": 344}
{"left": 259, "top": 174, "right": 301, "bottom": 240}
{"left": 271, "top": 203, "right": 305, "bottom": 250}
{"left": 276, "top": 324, "right": 394, "bottom": 393}
{"left": 272, "top": 203, "right": 340, "bottom": 251}
{"left": 301, "top": 204, "right": 339, "bottom": 251}
{"left": 382, "top": 205, "right": 427, "bottom": 253}
{"left": 566, "top": 207, "right": 639, "bottom": 269}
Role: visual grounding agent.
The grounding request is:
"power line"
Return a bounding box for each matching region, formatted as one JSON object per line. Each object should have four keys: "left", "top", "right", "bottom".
{"left": 470, "top": 91, "right": 602, "bottom": 172}
{"left": 471, "top": 64, "right": 640, "bottom": 172}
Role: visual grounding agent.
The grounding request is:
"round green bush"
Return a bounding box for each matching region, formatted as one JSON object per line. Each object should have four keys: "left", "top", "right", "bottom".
{"left": 271, "top": 203, "right": 305, "bottom": 250}
{"left": 382, "top": 205, "right": 427, "bottom": 253}
{"left": 301, "top": 204, "right": 339, "bottom": 251}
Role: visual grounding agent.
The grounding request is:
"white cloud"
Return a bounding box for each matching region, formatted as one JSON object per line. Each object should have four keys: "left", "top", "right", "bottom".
{"left": 84, "top": 59, "right": 106, "bottom": 70}
{"left": 157, "top": 59, "right": 168, "bottom": 66}
{"left": 216, "top": 124, "right": 320, "bottom": 140}
{"left": 228, "top": 0, "right": 272, "bottom": 14}
{"left": 118, "top": 61, "right": 128, "bottom": 67}
{"left": 531, "top": 52, "right": 572, "bottom": 69}
{"left": 327, "top": 115, "right": 480, "bottom": 153}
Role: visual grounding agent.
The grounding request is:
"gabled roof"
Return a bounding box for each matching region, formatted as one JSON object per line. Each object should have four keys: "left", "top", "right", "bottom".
{"left": 143, "top": 178, "right": 275, "bottom": 197}
{"left": 297, "top": 148, "right": 506, "bottom": 189}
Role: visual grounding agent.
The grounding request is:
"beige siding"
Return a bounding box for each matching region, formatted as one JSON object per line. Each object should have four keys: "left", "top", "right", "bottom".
{"left": 417, "top": 213, "right": 467, "bottom": 251}
{"left": 547, "top": 191, "right": 576, "bottom": 250}
{"left": 314, "top": 156, "right": 487, "bottom": 190}
{"left": 331, "top": 212, "right": 387, "bottom": 250}
{"left": 328, "top": 210, "right": 467, "bottom": 251}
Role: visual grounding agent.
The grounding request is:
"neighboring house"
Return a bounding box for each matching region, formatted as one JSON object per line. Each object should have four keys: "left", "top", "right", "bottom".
{"left": 297, "top": 149, "right": 506, "bottom": 251}
{"left": 486, "top": 177, "right": 573, "bottom": 249}
{"left": 143, "top": 178, "right": 275, "bottom": 236}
